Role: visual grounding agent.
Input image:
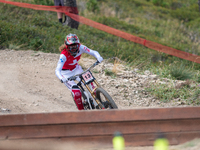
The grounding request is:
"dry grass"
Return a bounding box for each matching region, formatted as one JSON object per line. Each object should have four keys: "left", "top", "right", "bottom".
{"left": 112, "top": 58, "right": 121, "bottom": 74}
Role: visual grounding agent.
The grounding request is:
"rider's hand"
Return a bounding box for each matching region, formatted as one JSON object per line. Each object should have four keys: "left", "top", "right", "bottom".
{"left": 60, "top": 77, "right": 67, "bottom": 83}
{"left": 97, "top": 56, "right": 103, "bottom": 63}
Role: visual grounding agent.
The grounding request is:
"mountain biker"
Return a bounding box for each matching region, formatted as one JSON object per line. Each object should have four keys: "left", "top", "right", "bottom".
{"left": 55, "top": 33, "right": 103, "bottom": 110}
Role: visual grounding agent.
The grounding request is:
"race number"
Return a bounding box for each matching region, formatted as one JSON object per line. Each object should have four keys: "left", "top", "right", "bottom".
{"left": 82, "top": 71, "right": 94, "bottom": 84}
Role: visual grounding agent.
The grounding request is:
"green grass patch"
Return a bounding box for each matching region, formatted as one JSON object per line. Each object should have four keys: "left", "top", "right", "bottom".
{"left": 191, "top": 89, "right": 200, "bottom": 105}
{"left": 145, "top": 81, "right": 199, "bottom": 104}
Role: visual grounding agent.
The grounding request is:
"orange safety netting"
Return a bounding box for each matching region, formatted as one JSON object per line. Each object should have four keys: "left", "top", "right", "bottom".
{"left": 1, "top": 0, "right": 200, "bottom": 64}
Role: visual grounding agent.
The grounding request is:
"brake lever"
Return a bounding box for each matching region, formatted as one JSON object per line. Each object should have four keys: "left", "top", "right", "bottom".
{"left": 94, "top": 61, "right": 100, "bottom": 66}
{"left": 68, "top": 76, "right": 77, "bottom": 81}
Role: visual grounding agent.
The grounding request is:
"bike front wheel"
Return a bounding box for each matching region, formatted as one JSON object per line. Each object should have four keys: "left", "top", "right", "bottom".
{"left": 96, "top": 87, "right": 118, "bottom": 109}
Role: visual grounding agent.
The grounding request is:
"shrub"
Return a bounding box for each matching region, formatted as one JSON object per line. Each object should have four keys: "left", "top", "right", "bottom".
{"left": 152, "top": 0, "right": 169, "bottom": 8}
{"left": 86, "top": 0, "right": 100, "bottom": 13}
{"left": 186, "top": 18, "right": 200, "bottom": 28}
{"left": 170, "top": 9, "right": 200, "bottom": 22}
{"left": 170, "top": 2, "right": 182, "bottom": 10}
{"left": 152, "top": 0, "right": 163, "bottom": 6}
{"left": 30, "top": 37, "right": 43, "bottom": 50}
{"left": 191, "top": 89, "right": 200, "bottom": 105}
{"left": 170, "top": 64, "right": 193, "bottom": 80}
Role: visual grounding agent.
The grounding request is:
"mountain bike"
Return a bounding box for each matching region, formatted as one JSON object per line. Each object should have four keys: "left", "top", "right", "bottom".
{"left": 68, "top": 61, "right": 118, "bottom": 110}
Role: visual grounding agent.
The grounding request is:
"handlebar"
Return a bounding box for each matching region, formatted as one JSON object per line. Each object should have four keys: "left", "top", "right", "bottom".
{"left": 67, "top": 61, "right": 100, "bottom": 81}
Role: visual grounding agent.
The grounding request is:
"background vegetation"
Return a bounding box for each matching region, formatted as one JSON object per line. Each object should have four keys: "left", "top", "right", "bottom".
{"left": 1, "top": 0, "right": 200, "bottom": 104}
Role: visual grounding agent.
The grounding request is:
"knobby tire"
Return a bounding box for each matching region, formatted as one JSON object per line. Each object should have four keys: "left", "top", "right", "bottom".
{"left": 96, "top": 87, "right": 118, "bottom": 109}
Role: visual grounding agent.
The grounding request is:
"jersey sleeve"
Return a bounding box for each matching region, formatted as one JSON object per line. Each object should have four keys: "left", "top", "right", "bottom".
{"left": 79, "top": 44, "right": 101, "bottom": 59}
{"left": 55, "top": 54, "right": 67, "bottom": 80}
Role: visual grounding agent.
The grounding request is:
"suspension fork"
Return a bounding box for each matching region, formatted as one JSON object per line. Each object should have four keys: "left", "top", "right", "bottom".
{"left": 77, "top": 82, "right": 93, "bottom": 109}
{"left": 81, "top": 79, "right": 104, "bottom": 109}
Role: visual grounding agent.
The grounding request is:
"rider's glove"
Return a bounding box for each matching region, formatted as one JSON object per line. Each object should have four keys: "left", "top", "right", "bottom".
{"left": 60, "top": 77, "right": 67, "bottom": 83}
{"left": 97, "top": 56, "right": 103, "bottom": 63}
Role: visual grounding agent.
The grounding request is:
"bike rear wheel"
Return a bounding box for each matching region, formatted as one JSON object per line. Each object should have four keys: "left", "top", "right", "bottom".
{"left": 96, "top": 87, "right": 118, "bottom": 109}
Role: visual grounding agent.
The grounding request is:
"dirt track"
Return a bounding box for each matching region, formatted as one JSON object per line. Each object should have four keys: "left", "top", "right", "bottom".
{"left": 0, "top": 49, "right": 77, "bottom": 114}
{"left": 1, "top": 49, "right": 134, "bottom": 114}
{"left": 0, "top": 49, "right": 195, "bottom": 114}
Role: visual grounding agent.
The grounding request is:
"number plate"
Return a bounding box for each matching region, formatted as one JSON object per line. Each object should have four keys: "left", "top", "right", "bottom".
{"left": 82, "top": 71, "right": 94, "bottom": 84}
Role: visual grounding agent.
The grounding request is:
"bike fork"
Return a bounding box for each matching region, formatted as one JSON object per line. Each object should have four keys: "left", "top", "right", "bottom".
{"left": 85, "top": 84, "right": 105, "bottom": 109}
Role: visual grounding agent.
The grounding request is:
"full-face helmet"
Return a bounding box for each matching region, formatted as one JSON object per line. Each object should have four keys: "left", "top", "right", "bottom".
{"left": 65, "top": 33, "right": 80, "bottom": 56}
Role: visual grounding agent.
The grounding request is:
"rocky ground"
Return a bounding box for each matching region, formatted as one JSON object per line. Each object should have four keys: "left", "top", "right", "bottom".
{"left": 0, "top": 49, "right": 199, "bottom": 150}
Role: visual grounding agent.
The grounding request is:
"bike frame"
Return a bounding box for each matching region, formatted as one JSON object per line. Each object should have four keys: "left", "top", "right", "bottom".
{"left": 78, "top": 83, "right": 98, "bottom": 109}
{"left": 68, "top": 61, "right": 105, "bottom": 109}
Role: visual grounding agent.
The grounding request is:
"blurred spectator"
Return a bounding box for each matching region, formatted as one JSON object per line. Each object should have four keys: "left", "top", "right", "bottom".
{"left": 54, "top": 0, "right": 66, "bottom": 24}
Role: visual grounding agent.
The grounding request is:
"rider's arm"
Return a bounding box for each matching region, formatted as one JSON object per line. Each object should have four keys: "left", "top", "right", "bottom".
{"left": 79, "top": 45, "right": 103, "bottom": 62}
{"left": 55, "top": 54, "right": 67, "bottom": 80}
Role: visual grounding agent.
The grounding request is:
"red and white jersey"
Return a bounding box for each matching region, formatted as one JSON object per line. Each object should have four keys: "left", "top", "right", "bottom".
{"left": 55, "top": 44, "right": 101, "bottom": 80}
